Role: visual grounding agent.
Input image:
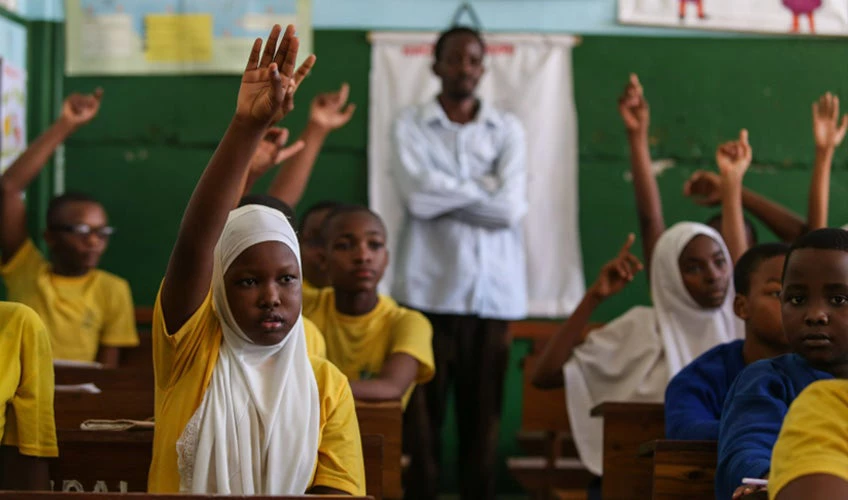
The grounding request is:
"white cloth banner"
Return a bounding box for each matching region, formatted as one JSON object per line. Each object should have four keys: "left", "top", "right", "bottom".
{"left": 620, "top": 0, "right": 848, "bottom": 36}
{"left": 368, "top": 32, "right": 585, "bottom": 317}
{"left": 0, "top": 58, "right": 27, "bottom": 173}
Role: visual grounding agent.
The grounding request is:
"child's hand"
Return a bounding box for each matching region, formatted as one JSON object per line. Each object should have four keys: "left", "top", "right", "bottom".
{"left": 716, "top": 129, "right": 752, "bottom": 182}
{"left": 309, "top": 83, "right": 356, "bottom": 132}
{"left": 589, "top": 233, "right": 644, "bottom": 301}
{"left": 732, "top": 483, "right": 767, "bottom": 499}
{"left": 60, "top": 88, "right": 104, "bottom": 129}
{"left": 683, "top": 170, "right": 722, "bottom": 206}
{"left": 247, "top": 127, "right": 306, "bottom": 179}
{"left": 618, "top": 74, "right": 650, "bottom": 134}
{"left": 812, "top": 92, "right": 848, "bottom": 150}
{"left": 236, "top": 24, "right": 302, "bottom": 129}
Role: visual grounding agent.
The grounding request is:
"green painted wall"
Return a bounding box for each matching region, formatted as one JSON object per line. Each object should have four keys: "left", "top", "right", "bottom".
{"left": 57, "top": 31, "right": 848, "bottom": 493}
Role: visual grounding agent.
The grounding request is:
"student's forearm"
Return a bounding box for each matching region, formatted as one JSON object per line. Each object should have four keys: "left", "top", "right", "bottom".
{"left": 740, "top": 189, "right": 806, "bottom": 242}
{"left": 349, "top": 378, "right": 409, "bottom": 402}
{"left": 2, "top": 118, "right": 75, "bottom": 193}
{"left": 808, "top": 146, "right": 834, "bottom": 231}
{"left": 268, "top": 122, "right": 330, "bottom": 207}
{"left": 96, "top": 346, "right": 120, "bottom": 368}
{"left": 628, "top": 131, "right": 665, "bottom": 269}
{"left": 722, "top": 176, "right": 748, "bottom": 264}
{"left": 162, "top": 118, "right": 265, "bottom": 332}
{"left": 531, "top": 291, "right": 602, "bottom": 389}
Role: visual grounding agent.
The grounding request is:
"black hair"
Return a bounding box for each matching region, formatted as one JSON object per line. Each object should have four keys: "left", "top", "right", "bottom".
{"left": 320, "top": 204, "right": 386, "bottom": 243}
{"left": 238, "top": 194, "right": 296, "bottom": 227}
{"left": 783, "top": 227, "right": 848, "bottom": 280}
{"left": 298, "top": 201, "right": 341, "bottom": 234}
{"left": 434, "top": 26, "right": 485, "bottom": 62}
{"left": 705, "top": 213, "right": 759, "bottom": 245}
{"left": 47, "top": 192, "right": 101, "bottom": 228}
{"left": 733, "top": 242, "right": 790, "bottom": 294}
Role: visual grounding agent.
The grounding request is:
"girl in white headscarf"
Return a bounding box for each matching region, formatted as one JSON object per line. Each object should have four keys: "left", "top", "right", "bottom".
{"left": 147, "top": 25, "right": 364, "bottom": 495}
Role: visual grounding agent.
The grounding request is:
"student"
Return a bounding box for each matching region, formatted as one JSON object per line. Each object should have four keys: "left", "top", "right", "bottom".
{"left": 0, "top": 302, "right": 57, "bottom": 490}
{"left": 716, "top": 228, "right": 848, "bottom": 500}
{"left": 768, "top": 379, "right": 848, "bottom": 499}
{"left": 684, "top": 92, "right": 848, "bottom": 241}
{"left": 0, "top": 90, "right": 138, "bottom": 367}
{"left": 303, "top": 204, "right": 435, "bottom": 407}
{"left": 148, "top": 25, "right": 364, "bottom": 495}
{"left": 664, "top": 242, "right": 790, "bottom": 441}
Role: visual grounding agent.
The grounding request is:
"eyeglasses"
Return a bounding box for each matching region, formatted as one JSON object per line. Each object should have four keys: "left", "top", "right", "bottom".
{"left": 50, "top": 224, "right": 115, "bottom": 238}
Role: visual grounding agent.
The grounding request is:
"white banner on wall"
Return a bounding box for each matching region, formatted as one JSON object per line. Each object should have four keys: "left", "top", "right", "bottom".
{"left": 0, "top": 58, "right": 27, "bottom": 173}
{"left": 368, "top": 32, "right": 585, "bottom": 318}
{"left": 620, "top": 0, "right": 848, "bottom": 36}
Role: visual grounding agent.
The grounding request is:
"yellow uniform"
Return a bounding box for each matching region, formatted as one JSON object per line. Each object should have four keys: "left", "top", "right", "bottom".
{"left": 769, "top": 379, "right": 848, "bottom": 498}
{"left": 0, "top": 239, "right": 139, "bottom": 361}
{"left": 304, "top": 288, "right": 435, "bottom": 408}
{"left": 303, "top": 317, "right": 327, "bottom": 358}
{"left": 0, "top": 302, "right": 58, "bottom": 457}
{"left": 303, "top": 279, "right": 321, "bottom": 314}
{"left": 148, "top": 289, "right": 364, "bottom": 494}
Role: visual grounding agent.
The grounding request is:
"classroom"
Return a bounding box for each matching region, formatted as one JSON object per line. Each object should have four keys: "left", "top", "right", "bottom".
{"left": 1, "top": 0, "right": 847, "bottom": 499}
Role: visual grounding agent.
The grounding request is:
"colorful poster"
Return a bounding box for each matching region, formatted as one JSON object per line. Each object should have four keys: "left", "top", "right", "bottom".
{"left": 0, "top": 58, "right": 27, "bottom": 173}
{"left": 619, "top": 0, "right": 848, "bottom": 36}
{"left": 65, "top": 0, "right": 312, "bottom": 75}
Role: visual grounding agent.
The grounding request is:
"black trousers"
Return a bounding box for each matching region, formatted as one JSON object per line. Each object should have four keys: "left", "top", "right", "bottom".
{"left": 403, "top": 312, "right": 511, "bottom": 500}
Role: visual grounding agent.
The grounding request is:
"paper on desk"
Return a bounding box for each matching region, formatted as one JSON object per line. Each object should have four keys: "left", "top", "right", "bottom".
{"left": 55, "top": 383, "right": 102, "bottom": 394}
{"left": 53, "top": 359, "right": 104, "bottom": 369}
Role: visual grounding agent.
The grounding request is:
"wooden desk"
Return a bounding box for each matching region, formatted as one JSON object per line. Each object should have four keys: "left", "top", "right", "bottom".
{"left": 592, "top": 402, "right": 665, "bottom": 500}
{"left": 639, "top": 440, "right": 717, "bottom": 500}
{"left": 355, "top": 401, "right": 403, "bottom": 499}
{"left": 0, "top": 494, "right": 373, "bottom": 499}
{"left": 54, "top": 390, "right": 155, "bottom": 431}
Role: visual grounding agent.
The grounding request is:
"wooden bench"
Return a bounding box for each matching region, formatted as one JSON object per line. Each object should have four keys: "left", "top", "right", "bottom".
{"left": 53, "top": 390, "right": 155, "bottom": 431}
{"left": 50, "top": 429, "right": 383, "bottom": 499}
{"left": 638, "top": 440, "right": 717, "bottom": 500}
{"left": 592, "top": 402, "right": 665, "bottom": 500}
{"left": 0, "top": 494, "right": 373, "bottom": 499}
{"left": 355, "top": 401, "right": 402, "bottom": 499}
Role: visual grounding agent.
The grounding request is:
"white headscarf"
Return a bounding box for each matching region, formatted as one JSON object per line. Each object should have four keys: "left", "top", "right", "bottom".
{"left": 179, "top": 205, "right": 320, "bottom": 494}
{"left": 564, "top": 222, "right": 743, "bottom": 475}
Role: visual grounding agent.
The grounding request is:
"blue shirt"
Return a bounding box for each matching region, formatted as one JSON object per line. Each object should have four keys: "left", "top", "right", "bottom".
{"left": 390, "top": 98, "right": 528, "bottom": 320}
{"left": 665, "top": 339, "right": 746, "bottom": 441}
{"left": 715, "top": 353, "right": 834, "bottom": 499}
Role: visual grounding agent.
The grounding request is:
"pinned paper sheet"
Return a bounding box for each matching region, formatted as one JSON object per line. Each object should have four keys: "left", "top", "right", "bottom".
{"left": 144, "top": 14, "right": 213, "bottom": 62}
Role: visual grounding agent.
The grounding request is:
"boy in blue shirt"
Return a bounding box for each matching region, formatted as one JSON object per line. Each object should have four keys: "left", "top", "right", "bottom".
{"left": 665, "top": 242, "right": 790, "bottom": 441}
{"left": 716, "top": 228, "right": 848, "bottom": 499}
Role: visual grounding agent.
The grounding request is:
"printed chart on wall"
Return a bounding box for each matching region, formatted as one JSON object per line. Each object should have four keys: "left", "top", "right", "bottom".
{"left": 65, "top": 0, "right": 312, "bottom": 75}
{"left": 0, "top": 58, "right": 27, "bottom": 173}
{"left": 619, "top": 0, "right": 848, "bottom": 36}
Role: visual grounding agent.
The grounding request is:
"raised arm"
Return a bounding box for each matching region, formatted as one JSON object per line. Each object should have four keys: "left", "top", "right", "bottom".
{"left": 162, "top": 24, "right": 302, "bottom": 333}
{"left": 808, "top": 92, "right": 848, "bottom": 231}
{"left": 716, "top": 130, "right": 753, "bottom": 264}
{"left": 0, "top": 89, "right": 102, "bottom": 259}
{"left": 267, "top": 82, "right": 356, "bottom": 207}
{"left": 532, "top": 234, "right": 643, "bottom": 389}
{"left": 241, "top": 126, "right": 305, "bottom": 196}
{"left": 619, "top": 74, "right": 664, "bottom": 272}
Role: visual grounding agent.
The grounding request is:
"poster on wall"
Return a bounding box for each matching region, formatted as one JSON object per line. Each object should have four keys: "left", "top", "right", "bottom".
{"left": 619, "top": 0, "right": 848, "bottom": 36}
{"left": 65, "top": 0, "right": 312, "bottom": 75}
{"left": 0, "top": 0, "right": 19, "bottom": 14}
{"left": 0, "top": 58, "right": 27, "bottom": 173}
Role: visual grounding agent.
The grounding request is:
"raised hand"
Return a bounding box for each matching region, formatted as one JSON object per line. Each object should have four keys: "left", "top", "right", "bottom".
{"left": 590, "top": 233, "right": 644, "bottom": 301}
{"left": 618, "top": 74, "right": 650, "bottom": 134}
{"left": 247, "top": 127, "right": 306, "bottom": 179}
{"left": 716, "top": 129, "right": 752, "bottom": 181}
{"left": 812, "top": 92, "right": 848, "bottom": 150}
{"left": 236, "top": 24, "right": 301, "bottom": 128}
{"left": 60, "top": 88, "right": 104, "bottom": 129}
{"left": 310, "top": 83, "right": 356, "bottom": 131}
{"left": 683, "top": 170, "right": 722, "bottom": 206}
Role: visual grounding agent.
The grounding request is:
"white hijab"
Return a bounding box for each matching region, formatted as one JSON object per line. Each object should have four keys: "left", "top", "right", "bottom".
{"left": 178, "top": 205, "right": 320, "bottom": 494}
{"left": 564, "top": 222, "right": 743, "bottom": 475}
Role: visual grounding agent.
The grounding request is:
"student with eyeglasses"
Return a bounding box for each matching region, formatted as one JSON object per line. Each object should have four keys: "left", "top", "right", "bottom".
{"left": 0, "top": 89, "right": 138, "bottom": 367}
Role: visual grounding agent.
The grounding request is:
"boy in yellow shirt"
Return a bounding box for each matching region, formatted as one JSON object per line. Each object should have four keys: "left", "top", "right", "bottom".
{"left": 0, "top": 302, "right": 58, "bottom": 490}
{"left": 303, "top": 204, "right": 435, "bottom": 408}
{"left": 0, "top": 89, "right": 138, "bottom": 367}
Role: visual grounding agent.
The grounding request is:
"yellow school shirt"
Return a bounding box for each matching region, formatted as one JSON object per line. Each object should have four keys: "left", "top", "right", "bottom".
{"left": 304, "top": 316, "right": 327, "bottom": 358}
{"left": 303, "top": 279, "right": 321, "bottom": 313}
{"left": 0, "top": 239, "right": 139, "bottom": 362}
{"left": 304, "top": 288, "right": 435, "bottom": 408}
{"left": 0, "top": 302, "right": 58, "bottom": 457}
{"left": 769, "top": 379, "right": 848, "bottom": 498}
{"left": 148, "top": 288, "right": 364, "bottom": 495}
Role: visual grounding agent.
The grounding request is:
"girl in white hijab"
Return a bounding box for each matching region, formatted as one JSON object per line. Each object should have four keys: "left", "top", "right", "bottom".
{"left": 148, "top": 25, "right": 364, "bottom": 495}
{"left": 532, "top": 223, "right": 743, "bottom": 476}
